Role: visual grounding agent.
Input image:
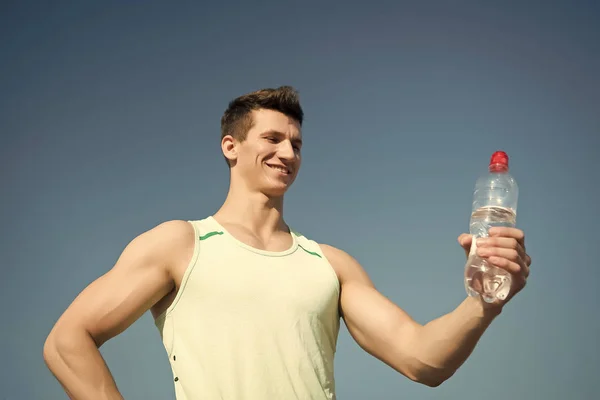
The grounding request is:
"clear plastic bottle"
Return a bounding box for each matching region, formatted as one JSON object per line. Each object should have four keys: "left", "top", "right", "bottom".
{"left": 464, "top": 151, "right": 519, "bottom": 303}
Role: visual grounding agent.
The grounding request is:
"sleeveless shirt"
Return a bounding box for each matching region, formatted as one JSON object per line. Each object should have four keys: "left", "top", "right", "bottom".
{"left": 154, "top": 217, "right": 341, "bottom": 399}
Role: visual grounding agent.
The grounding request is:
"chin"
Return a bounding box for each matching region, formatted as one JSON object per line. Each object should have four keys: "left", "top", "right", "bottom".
{"left": 263, "top": 186, "right": 289, "bottom": 198}
{"left": 262, "top": 180, "right": 294, "bottom": 198}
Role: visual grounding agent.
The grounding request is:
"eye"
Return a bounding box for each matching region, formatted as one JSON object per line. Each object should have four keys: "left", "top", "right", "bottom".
{"left": 266, "top": 137, "right": 278, "bottom": 143}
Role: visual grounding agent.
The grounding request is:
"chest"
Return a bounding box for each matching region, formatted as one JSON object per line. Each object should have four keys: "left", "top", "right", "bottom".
{"left": 184, "top": 246, "right": 340, "bottom": 322}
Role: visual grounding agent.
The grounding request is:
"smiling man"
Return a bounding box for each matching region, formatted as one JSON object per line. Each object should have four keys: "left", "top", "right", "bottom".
{"left": 43, "top": 86, "right": 532, "bottom": 399}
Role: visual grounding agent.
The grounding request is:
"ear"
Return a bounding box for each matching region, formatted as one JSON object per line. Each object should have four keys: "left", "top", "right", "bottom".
{"left": 221, "top": 135, "right": 238, "bottom": 163}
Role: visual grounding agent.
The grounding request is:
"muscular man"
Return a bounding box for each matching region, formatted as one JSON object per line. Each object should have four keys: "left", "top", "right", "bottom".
{"left": 43, "top": 86, "right": 532, "bottom": 399}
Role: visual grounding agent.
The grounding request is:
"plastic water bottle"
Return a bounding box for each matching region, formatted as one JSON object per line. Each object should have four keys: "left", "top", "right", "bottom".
{"left": 464, "top": 151, "right": 519, "bottom": 303}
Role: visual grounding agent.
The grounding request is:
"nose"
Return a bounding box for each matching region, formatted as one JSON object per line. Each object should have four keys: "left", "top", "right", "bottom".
{"left": 277, "top": 140, "right": 296, "bottom": 160}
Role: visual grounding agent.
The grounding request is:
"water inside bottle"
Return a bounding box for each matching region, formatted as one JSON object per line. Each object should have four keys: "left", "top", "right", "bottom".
{"left": 469, "top": 206, "right": 516, "bottom": 235}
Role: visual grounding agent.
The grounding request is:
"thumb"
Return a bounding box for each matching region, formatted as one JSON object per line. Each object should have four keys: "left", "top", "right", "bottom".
{"left": 458, "top": 234, "right": 472, "bottom": 253}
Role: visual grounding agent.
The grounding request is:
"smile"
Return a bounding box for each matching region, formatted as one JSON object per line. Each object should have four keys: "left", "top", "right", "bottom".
{"left": 266, "top": 163, "right": 291, "bottom": 175}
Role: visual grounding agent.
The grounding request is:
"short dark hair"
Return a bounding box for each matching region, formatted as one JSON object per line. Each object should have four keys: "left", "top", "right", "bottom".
{"left": 220, "top": 86, "right": 304, "bottom": 146}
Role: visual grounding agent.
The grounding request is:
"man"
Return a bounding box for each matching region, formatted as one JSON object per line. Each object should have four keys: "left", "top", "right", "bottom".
{"left": 43, "top": 86, "right": 532, "bottom": 399}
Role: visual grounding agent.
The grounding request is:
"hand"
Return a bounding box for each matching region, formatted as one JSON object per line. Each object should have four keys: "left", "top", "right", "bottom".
{"left": 458, "top": 227, "right": 532, "bottom": 305}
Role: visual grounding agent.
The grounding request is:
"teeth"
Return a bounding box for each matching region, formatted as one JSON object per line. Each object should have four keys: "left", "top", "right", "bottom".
{"left": 268, "top": 165, "right": 288, "bottom": 174}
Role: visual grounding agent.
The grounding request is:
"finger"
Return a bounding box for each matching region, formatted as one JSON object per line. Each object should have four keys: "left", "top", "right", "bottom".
{"left": 487, "top": 255, "right": 528, "bottom": 277}
{"left": 458, "top": 233, "right": 472, "bottom": 247}
{"left": 477, "top": 246, "right": 519, "bottom": 262}
{"left": 478, "top": 248, "right": 529, "bottom": 277}
{"left": 488, "top": 227, "right": 525, "bottom": 246}
{"left": 477, "top": 237, "right": 526, "bottom": 259}
{"left": 458, "top": 234, "right": 472, "bottom": 257}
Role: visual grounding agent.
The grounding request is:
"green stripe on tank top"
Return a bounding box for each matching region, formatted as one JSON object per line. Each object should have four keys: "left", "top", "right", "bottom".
{"left": 298, "top": 244, "right": 322, "bottom": 258}
{"left": 199, "top": 231, "right": 224, "bottom": 241}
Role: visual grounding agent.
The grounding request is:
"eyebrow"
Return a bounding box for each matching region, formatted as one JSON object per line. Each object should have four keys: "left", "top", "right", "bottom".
{"left": 262, "top": 130, "right": 303, "bottom": 146}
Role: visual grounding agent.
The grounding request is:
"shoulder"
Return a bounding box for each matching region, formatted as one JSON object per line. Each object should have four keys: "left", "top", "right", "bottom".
{"left": 134, "top": 219, "right": 194, "bottom": 247}
{"left": 123, "top": 220, "right": 195, "bottom": 267}
{"left": 290, "top": 228, "right": 373, "bottom": 285}
{"left": 318, "top": 243, "right": 373, "bottom": 286}
{"left": 319, "top": 243, "right": 352, "bottom": 264}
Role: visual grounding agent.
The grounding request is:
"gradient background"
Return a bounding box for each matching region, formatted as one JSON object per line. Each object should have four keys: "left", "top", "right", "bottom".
{"left": 2, "top": 1, "right": 599, "bottom": 399}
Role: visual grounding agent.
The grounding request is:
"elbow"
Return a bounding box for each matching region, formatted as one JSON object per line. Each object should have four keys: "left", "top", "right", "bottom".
{"left": 43, "top": 332, "right": 60, "bottom": 370}
{"left": 417, "top": 376, "right": 448, "bottom": 388}
{"left": 409, "top": 363, "right": 455, "bottom": 388}
{"left": 43, "top": 325, "right": 93, "bottom": 369}
{"left": 43, "top": 329, "right": 70, "bottom": 367}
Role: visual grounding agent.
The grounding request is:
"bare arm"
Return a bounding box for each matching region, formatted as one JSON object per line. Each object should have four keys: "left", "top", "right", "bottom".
{"left": 321, "top": 227, "right": 530, "bottom": 387}
{"left": 43, "top": 220, "right": 194, "bottom": 399}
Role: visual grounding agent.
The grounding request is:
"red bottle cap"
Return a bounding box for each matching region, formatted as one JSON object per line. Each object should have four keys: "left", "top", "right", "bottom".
{"left": 489, "top": 151, "right": 509, "bottom": 172}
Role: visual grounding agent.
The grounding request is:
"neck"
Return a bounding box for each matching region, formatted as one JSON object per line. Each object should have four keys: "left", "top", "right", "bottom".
{"left": 214, "top": 180, "right": 287, "bottom": 235}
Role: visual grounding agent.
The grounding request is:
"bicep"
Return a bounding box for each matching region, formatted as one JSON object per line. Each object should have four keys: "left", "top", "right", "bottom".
{"left": 341, "top": 281, "right": 420, "bottom": 364}
{"left": 52, "top": 221, "right": 189, "bottom": 346}
{"left": 323, "top": 244, "right": 423, "bottom": 379}
{"left": 58, "top": 254, "right": 171, "bottom": 346}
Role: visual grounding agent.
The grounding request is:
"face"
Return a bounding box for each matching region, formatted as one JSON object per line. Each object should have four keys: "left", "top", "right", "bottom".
{"left": 223, "top": 109, "right": 302, "bottom": 197}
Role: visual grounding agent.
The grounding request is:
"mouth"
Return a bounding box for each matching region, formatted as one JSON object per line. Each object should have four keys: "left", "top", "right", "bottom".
{"left": 266, "top": 163, "right": 291, "bottom": 175}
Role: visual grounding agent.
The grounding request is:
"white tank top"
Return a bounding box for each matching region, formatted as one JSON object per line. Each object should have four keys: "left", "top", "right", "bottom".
{"left": 154, "top": 217, "right": 341, "bottom": 399}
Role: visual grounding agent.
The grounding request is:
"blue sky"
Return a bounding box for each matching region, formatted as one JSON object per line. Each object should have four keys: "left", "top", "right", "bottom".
{"left": 1, "top": 1, "right": 598, "bottom": 399}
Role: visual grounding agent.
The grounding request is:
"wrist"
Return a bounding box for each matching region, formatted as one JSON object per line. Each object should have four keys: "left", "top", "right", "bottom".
{"left": 465, "top": 295, "right": 503, "bottom": 320}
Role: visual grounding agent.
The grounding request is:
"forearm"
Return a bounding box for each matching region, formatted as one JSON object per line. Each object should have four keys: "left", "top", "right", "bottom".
{"left": 43, "top": 329, "right": 123, "bottom": 400}
{"left": 412, "top": 296, "right": 501, "bottom": 383}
